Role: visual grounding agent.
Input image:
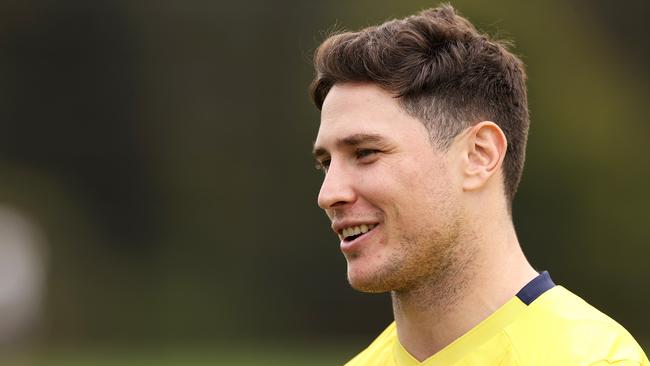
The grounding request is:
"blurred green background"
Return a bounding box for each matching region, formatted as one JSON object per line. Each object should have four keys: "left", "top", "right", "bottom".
{"left": 0, "top": 0, "right": 648, "bottom": 364}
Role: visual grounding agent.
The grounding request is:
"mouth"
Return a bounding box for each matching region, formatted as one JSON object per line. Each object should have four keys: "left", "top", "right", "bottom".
{"left": 338, "top": 224, "right": 378, "bottom": 243}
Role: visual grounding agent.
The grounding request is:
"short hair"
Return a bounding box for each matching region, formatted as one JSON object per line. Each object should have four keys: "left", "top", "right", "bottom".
{"left": 310, "top": 4, "right": 529, "bottom": 205}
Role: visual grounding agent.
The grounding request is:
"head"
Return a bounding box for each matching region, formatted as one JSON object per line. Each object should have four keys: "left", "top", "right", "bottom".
{"left": 310, "top": 5, "right": 529, "bottom": 293}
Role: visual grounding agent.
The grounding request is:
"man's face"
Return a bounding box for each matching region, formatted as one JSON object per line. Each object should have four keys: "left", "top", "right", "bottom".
{"left": 313, "top": 83, "right": 466, "bottom": 293}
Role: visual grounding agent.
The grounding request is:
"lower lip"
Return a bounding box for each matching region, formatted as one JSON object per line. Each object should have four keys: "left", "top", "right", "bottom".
{"left": 340, "top": 225, "right": 380, "bottom": 254}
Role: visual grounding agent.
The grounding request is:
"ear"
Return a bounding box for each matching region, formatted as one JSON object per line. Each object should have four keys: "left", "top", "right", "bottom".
{"left": 461, "top": 121, "right": 507, "bottom": 192}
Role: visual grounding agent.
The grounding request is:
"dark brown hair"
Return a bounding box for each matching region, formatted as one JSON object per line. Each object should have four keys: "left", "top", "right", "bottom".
{"left": 310, "top": 4, "right": 529, "bottom": 205}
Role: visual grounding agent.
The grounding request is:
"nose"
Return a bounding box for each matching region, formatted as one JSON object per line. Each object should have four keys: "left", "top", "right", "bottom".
{"left": 317, "top": 160, "right": 357, "bottom": 210}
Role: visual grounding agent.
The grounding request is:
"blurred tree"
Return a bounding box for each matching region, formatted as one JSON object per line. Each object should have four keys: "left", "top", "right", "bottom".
{"left": 0, "top": 0, "right": 647, "bottom": 350}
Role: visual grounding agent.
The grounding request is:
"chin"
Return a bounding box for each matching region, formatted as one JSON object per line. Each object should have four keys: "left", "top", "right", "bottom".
{"left": 346, "top": 259, "right": 393, "bottom": 293}
{"left": 348, "top": 278, "right": 389, "bottom": 293}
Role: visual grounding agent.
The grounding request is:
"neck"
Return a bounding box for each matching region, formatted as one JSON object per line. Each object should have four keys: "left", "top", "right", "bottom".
{"left": 391, "top": 219, "right": 537, "bottom": 362}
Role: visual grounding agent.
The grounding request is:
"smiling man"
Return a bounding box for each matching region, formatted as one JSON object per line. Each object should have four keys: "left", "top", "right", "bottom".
{"left": 309, "top": 4, "right": 648, "bottom": 366}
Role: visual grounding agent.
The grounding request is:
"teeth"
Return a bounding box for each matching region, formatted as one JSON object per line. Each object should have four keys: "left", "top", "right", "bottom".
{"left": 340, "top": 224, "right": 376, "bottom": 239}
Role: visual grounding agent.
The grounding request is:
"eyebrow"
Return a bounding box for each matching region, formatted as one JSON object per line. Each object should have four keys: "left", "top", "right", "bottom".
{"left": 312, "top": 133, "right": 387, "bottom": 160}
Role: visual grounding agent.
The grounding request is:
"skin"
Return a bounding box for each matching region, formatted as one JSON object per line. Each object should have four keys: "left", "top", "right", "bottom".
{"left": 313, "top": 83, "right": 538, "bottom": 361}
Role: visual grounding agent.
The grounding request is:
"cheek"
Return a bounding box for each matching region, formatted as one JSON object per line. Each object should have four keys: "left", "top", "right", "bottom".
{"left": 356, "top": 157, "right": 449, "bottom": 215}
{"left": 395, "top": 166, "right": 455, "bottom": 220}
{"left": 363, "top": 170, "right": 429, "bottom": 224}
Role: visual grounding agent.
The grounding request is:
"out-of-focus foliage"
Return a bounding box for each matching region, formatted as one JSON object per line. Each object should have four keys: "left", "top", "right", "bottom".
{"left": 0, "top": 0, "right": 647, "bottom": 361}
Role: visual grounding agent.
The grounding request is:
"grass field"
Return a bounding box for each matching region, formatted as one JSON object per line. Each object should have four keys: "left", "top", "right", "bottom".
{"left": 1, "top": 343, "right": 356, "bottom": 366}
{"left": 3, "top": 340, "right": 647, "bottom": 365}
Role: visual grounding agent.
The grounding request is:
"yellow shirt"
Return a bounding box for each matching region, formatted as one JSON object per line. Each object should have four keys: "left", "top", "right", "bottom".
{"left": 345, "top": 272, "right": 649, "bottom": 365}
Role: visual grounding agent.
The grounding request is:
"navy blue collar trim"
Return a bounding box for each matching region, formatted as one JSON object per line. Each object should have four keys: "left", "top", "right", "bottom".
{"left": 515, "top": 271, "right": 555, "bottom": 305}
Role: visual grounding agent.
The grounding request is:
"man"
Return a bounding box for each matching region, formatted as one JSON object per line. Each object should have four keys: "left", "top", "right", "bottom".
{"left": 309, "top": 4, "right": 648, "bottom": 366}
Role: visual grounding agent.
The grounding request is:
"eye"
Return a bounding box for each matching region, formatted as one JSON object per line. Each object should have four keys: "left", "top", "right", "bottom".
{"left": 356, "top": 149, "right": 379, "bottom": 160}
{"left": 315, "top": 159, "right": 330, "bottom": 173}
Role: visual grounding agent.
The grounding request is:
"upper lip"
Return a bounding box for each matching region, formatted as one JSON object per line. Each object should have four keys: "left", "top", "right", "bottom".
{"left": 331, "top": 220, "right": 380, "bottom": 236}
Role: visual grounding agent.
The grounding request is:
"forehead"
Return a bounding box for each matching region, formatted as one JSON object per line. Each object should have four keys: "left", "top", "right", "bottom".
{"left": 314, "top": 83, "right": 428, "bottom": 149}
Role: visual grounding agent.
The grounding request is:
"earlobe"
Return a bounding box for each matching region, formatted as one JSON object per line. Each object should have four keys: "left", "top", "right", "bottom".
{"left": 462, "top": 122, "right": 507, "bottom": 192}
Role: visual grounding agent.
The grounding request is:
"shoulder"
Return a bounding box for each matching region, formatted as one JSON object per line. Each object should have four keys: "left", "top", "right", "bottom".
{"left": 345, "top": 322, "right": 397, "bottom": 366}
{"left": 506, "top": 286, "right": 649, "bottom": 365}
